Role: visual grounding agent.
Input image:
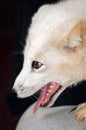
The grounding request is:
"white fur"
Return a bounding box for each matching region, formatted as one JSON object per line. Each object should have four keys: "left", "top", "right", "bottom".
{"left": 13, "top": 0, "right": 86, "bottom": 106}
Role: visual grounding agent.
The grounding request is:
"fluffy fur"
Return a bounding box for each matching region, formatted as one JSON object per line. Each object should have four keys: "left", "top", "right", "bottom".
{"left": 13, "top": 0, "right": 86, "bottom": 121}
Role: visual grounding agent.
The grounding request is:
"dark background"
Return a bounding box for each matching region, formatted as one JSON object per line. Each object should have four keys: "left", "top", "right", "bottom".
{"left": 0, "top": 0, "right": 18, "bottom": 130}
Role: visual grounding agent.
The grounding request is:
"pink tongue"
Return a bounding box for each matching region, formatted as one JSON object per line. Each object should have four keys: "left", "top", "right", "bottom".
{"left": 33, "top": 82, "right": 59, "bottom": 114}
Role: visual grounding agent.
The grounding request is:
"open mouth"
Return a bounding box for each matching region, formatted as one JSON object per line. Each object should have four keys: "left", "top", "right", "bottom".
{"left": 33, "top": 82, "right": 59, "bottom": 113}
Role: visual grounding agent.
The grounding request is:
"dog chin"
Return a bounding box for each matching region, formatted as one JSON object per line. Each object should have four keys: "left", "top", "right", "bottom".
{"left": 16, "top": 92, "right": 29, "bottom": 98}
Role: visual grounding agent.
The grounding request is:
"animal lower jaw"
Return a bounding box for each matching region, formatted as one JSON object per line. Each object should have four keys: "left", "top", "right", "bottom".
{"left": 33, "top": 82, "right": 60, "bottom": 114}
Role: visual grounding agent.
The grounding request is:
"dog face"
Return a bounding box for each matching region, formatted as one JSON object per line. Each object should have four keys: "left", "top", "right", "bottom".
{"left": 13, "top": 5, "right": 86, "bottom": 107}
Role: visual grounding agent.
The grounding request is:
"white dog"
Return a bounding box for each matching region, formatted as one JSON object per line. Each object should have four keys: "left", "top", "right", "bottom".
{"left": 13, "top": 0, "right": 86, "bottom": 125}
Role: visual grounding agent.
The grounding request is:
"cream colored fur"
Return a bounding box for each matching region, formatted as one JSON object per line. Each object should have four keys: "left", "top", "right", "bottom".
{"left": 13, "top": 0, "right": 86, "bottom": 121}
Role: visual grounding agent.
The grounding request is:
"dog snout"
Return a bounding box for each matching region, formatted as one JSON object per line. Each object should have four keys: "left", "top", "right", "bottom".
{"left": 12, "top": 84, "right": 27, "bottom": 97}
{"left": 11, "top": 88, "right": 17, "bottom": 96}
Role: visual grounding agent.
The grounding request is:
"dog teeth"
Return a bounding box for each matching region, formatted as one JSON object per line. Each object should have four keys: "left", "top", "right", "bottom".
{"left": 50, "top": 85, "right": 54, "bottom": 89}
{"left": 46, "top": 93, "right": 49, "bottom": 96}
{"left": 48, "top": 89, "right": 52, "bottom": 93}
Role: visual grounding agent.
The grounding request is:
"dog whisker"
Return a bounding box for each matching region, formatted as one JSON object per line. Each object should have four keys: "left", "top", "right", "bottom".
{"left": 22, "top": 88, "right": 38, "bottom": 100}
{"left": 32, "top": 95, "right": 38, "bottom": 100}
{"left": 9, "top": 33, "right": 25, "bottom": 48}
{"left": 10, "top": 52, "right": 23, "bottom": 56}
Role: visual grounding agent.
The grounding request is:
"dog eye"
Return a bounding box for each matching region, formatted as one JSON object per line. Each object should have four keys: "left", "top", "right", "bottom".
{"left": 32, "top": 61, "right": 43, "bottom": 69}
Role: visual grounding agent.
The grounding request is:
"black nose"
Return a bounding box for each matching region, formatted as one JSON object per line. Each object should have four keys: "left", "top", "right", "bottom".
{"left": 11, "top": 88, "right": 17, "bottom": 96}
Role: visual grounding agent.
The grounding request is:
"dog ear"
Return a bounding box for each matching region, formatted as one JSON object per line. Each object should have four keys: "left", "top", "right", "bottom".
{"left": 67, "top": 21, "right": 86, "bottom": 48}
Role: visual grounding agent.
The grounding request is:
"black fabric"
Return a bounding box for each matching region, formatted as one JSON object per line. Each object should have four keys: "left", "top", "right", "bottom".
{"left": 6, "top": 0, "right": 86, "bottom": 115}
{"left": 6, "top": 89, "right": 39, "bottom": 115}
{"left": 53, "top": 80, "right": 86, "bottom": 107}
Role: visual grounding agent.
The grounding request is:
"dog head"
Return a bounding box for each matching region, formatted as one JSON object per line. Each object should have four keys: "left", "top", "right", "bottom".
{"left": 13, "top": 5, "right": 86, "bottom": 108}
